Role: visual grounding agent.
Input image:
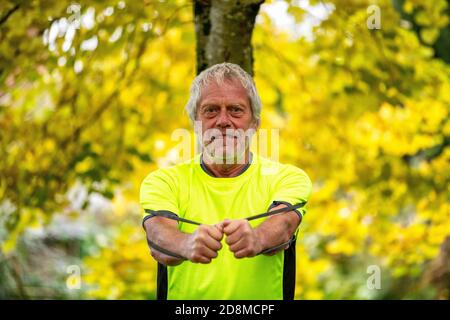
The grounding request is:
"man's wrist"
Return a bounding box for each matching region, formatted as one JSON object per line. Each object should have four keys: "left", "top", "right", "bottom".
{"left": 254, "top": 226, "right": 268, "bottom": 253}
{"left": 177, "top": 232, "right": 190, "bottom": 260}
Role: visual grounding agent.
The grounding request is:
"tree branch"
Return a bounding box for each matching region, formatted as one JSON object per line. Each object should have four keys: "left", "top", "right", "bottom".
{"left": 0, "top": 4, "right": 20, "bottom": 27}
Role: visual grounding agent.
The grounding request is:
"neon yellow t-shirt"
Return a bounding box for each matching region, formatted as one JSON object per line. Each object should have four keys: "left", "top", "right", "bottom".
{"left": 140, "top": 153, "right": 312, "bottom": 300}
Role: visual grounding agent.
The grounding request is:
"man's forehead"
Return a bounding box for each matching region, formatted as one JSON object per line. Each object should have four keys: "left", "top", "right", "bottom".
{"left": 200, "top": 78, "right": 249, "bottom": 102}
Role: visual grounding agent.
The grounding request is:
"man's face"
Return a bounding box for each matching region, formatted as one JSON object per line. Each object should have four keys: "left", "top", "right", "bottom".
{"left": 196, "top": 78, "right": 258, "bottom": 164}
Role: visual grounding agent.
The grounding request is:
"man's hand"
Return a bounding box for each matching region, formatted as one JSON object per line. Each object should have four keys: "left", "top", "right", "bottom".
{"left": 183, "top": 224, "right": 224, "bottom": 264}
{"left": 222, "top": 219, "right": 263, "bottom": 258}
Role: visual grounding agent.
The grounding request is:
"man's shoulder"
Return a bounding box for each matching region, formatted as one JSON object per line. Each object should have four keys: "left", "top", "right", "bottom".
{"left": 141, "top": 155, "right": 200, "bottom": 182}
{"left": 253, "top": 154, "right": 310, "bottom": 179}
{"left": 254, "top": 155, "right": 312, "bottom": 203}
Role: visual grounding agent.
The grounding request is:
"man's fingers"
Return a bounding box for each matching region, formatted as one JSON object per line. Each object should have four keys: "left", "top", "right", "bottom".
{"left": 207, "top": 224, "right": 224, "bottom": 241}
{"left": 191, "top": 245, "right": 218, "bottom": 262}
{"left": 215, "top": 223, "right": 224, "bottom": 233}
{"left": 201, "top": 245, "right": 219, "bottom": 259}
{"left": 228, "top": 237, "right": 246, "bottom": 252}
{"left": 225, "top": 229, "right": 242, "bottom": 246}
{"left": 192, "top": 255, "right": 212, "bottom": 264}
{"left": 233, "top": 248, "right": 253, "bottom": 259}
{"left": 202, "top": 233, "right": 222, "bottom": 252}
{"left": 223, "top": 220, "right": 244, "bottom": 235}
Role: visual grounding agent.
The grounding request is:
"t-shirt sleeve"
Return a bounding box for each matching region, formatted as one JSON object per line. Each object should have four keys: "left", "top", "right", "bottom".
{"left": 270, "top": 165, "right": 312, "bottom": 217}
{"left": 139, "top": 168, "right": 180, "bottom": 218}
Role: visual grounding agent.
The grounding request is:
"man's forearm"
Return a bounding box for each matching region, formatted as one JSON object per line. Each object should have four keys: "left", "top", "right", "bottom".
{"left": 254, "top": 204, "right": 302, "bottom": 252}
{"left": 144, "top": 217, "right": 189, "bottom": 266}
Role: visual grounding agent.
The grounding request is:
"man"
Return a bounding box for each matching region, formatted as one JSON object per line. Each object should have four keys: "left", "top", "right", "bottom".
{"left": 140, "top": 62, "right": 312, "bottom": 300}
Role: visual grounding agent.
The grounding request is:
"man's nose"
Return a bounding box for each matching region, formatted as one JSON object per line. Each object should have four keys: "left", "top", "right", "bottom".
{"left": 216, "top": 109, "right": 232, "bottom": 128}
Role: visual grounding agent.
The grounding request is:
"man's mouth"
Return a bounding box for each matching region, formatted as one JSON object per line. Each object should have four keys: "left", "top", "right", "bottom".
{"left": 208, "top": 134, "right": 238, "bottom": 145}
{"left": 210, "top": 134, "right": 237, "bottom": 141}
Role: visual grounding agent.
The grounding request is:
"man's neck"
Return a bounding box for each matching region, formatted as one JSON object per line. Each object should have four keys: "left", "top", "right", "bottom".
{"left": 201, "top": 151, "right": 252, "bottom": 178}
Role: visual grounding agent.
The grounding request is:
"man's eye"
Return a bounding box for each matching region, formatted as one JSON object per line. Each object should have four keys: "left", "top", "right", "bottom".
{"left": 204, "top": 107, "right": 218, "bottom": 115}
{"left": 230, "top": 106, "right": 243, "bottom": 113}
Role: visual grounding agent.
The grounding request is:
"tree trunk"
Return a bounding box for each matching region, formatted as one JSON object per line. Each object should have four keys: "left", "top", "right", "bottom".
{"left": 194, "top": 0, "right": 264, "bottom": 75}
{"left": 421, "top": 236, "right": 450, "bottom": 299}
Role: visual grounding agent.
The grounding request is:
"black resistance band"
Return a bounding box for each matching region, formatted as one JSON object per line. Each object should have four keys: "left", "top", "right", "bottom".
{"left": 143, "top": 201, "right": 306, "bottom": 260}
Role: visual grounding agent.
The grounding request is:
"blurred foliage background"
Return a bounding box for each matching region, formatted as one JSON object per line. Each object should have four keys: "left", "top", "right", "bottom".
{"left": 0, "top": 0, "right": 449, "bottom": 299}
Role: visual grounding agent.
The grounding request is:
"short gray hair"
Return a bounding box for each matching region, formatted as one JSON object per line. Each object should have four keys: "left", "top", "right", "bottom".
{"left": 185, "top": 62, "right": 262, "bottom": 123}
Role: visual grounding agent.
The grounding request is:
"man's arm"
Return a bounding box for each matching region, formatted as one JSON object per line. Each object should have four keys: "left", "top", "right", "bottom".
{"left": 144, "top": 217, "right": 187, "bottom": 266}
{"left": 222, "top": 203, "right": 301, "bottom": 258}
{"left": 144, "top": 217, "right": 224, "bottom": 266}
{"left": 255, "top": 203, "right": 302, "bottom": 255}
